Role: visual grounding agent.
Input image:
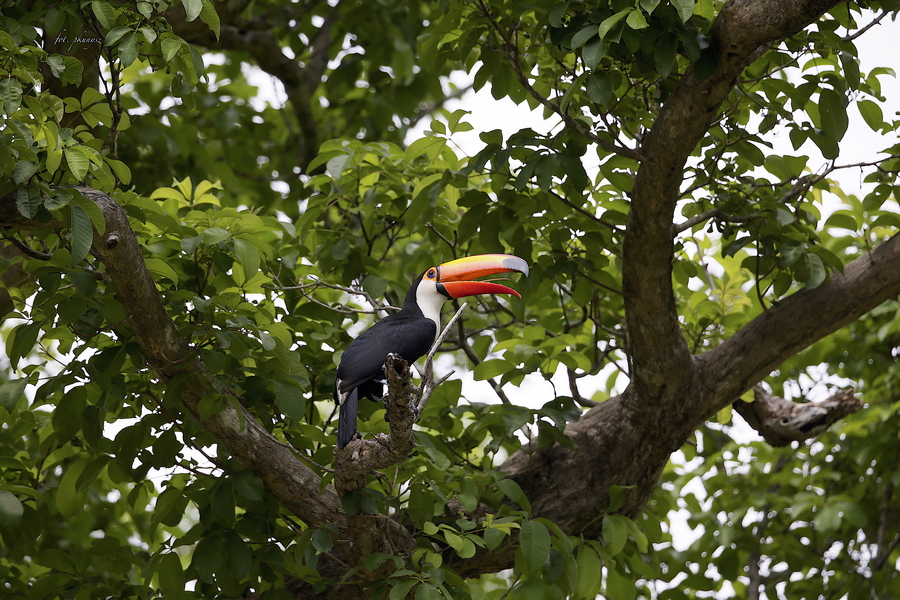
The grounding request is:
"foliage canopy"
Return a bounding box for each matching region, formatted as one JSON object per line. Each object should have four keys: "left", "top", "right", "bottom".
{"left": 1, "top": 0, "right": 900, "bottom": 598}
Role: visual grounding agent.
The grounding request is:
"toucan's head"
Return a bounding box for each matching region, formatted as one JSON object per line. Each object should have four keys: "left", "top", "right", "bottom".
{"left": 409, "top": 254, "right": 529, "bottom": 319}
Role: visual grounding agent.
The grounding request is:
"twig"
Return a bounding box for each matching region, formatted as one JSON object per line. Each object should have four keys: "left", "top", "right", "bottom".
{"left": 415, "top": 302, "right": 467, "bottom": 415}
{"left": 271, "top": 277, "right": 401, "bottom": 314}
{"left": 3, "top": 234, "right": 53, "bottom": 260}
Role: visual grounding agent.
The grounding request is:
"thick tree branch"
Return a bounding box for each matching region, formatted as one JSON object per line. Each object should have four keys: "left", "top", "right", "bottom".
{"left": 698, "top": 235, "right": 900, "bottom": 414}
{"left": 0, "top": 187, "right": 345, "bottom": 535}
{"left": 734, "top": 385, "right": 863, "bottom": 446}
{"left": 623, "top": 0, "right": 843, "bottom": 402}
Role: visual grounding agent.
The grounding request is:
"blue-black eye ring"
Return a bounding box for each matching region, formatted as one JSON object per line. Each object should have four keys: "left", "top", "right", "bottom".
{"left": 426, "top": 269, "right": 437, "bottom": 279}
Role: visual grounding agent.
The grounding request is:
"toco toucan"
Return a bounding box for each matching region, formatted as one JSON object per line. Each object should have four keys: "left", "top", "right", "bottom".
{"left": 334, "top": 254, "right": 528, "bottom": 449}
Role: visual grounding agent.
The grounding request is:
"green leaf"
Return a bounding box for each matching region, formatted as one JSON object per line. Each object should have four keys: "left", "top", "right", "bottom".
{"left": 857, "top": 99, "right": 884, "bottom": 131}
{"left": 73, "top": 193, "right": 106, "bottom": 235}
{"left": 814, "top": 502, "right": 842, "bottom": 534}
{"left": 55, "top": 457, "right": 89, "bottom": 517}
{"left": 105, "top": 26, "right": 132, "bottom": 46}
{"left": 202, "top": 227, "right": 231, "bottom": 245}
{"left": 583, "top": 38, "right": 606, "bottom": 70}
{"left": 670, "top": 0, "right": 694, "bottom": 22}
{"left": 819, "top": 89, "right": 848, "bottom": 142}
{"left": 118, "top": 32, "right": 139, "bottom": 67}
{"left": 575, "top": 545, "right": 602, "bottom": 599}
{"left": 444, "top": 529, "right": 465, "bottom": 553}
{"left": 16, "top": 186, "right": 41, "bottom": 219}
{"left": 625, "top": 9, "right": 648, "bottom": 30}
{"left": 654, "top": 32, "right": 678, "bottom": 78}
{"left": 233, "top": 238, "right": 260, "bottom": 278}
{"left": 775, "top": 206, "right": 794, "bottom": 226}
{"left": 0, "top": 78, "right": 23, "bottom": 114}
{"left": 161, "top": 36, "right": 184, "bottom": 62}
{"left": 274, "top": 378, "right": 306, "bottom": 420}
{"left": 192, "top": 535, "right": 223, "bottom": 584}
{"left": 8, "top": 322, "right": 41, "bottom": 369}
{"left": 571, "top": 25, "right": 598, "bottom": 49}
{"left": 390, "top": 580, "right": 418, "bottom": 600}
{"left": 606, "top": 568, "right": 636, "bottom": 600}
{"left": 199, "top": 0, "right": 221, "bottom": 39}
{"left": 223, "top": 531, "right": 251, "bottom": 578}
{"left": 415, "top": 582, "right": 442, "bottom": 600}
{"left": 70, "top": 204, "right": 94, "bottom": 265}
{"left": 518, "top": 520, "right": 551, "bottom": 572}
{"left": 825, "top": 211, "right": 859, "bottom": 231}
{"left": 139, "top": 27, "right": 157, "bottom": 44}
{"left": 804, "top": 252, "right": 827, "bottom": 289}
{"left": 549, "top": 2, "right": 569, "bottom": 27}
{"left": 0, "top": 378, "right": 28, "bottom": 411}
{"left": 232, "top": 471, "right": 264, "bottom": 501}
{"left": 91, "top": 0, "right": 116, "bottom": 30}
{"left": 598, "top": 10, "right": 629, "bottom": 40}
{"left": 65, "top": 148, "right": 91, "bottom": 181}
{"left": 405, "top": 136, "right": 446, "bottom": 162}
{"left": 158, "top": 553, "right": 186, "bottom": 600}
{"left": 0, "top": 491, "right": 24, "bottom": 531}
{"left": 602, "top": 514, "right": 629, "bottom": 555}
{"left": 586, "top": 72, "right": 612, "bottom": 105}
{"left": 145, "top": 258, "right": 180, "bottom": 284}
{"left": 13, "top": 160, "right": 38, "bottom": 184}
{"left": 182, "top": 0, "right": 202, "bottom": 21}
{"left": 473, "top": 358, "right": 514, "bottom": 380}
{"left": 312, "top": 528, "right": 334, "bottom": 552}
{"left": 497, "top": 479, "right": 524, "bottom": 503}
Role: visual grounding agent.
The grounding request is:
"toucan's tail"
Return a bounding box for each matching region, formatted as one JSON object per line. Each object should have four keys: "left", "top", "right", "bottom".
{"left": 337, "top": 387, "right": 358, "bottom": 449}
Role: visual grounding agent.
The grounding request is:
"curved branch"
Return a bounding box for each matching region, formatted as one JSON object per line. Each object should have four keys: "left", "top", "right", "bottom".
{"left": 1, "top": 187, "right": 345, "bottom": 532}
{"left": 623, "top": 0, "right": 844, "bottom": 401}
{"left": 698, "top": 234, "right": 900, "bottom": 413}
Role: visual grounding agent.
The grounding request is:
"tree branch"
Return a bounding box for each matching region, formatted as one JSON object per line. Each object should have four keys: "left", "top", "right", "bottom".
{"left": 698, "top": 235, "right": 900, "bottom": 414}
{"left": 733, "top": 385, "right": 863, "bottom": 447}
{"left": 415, "top": 302, "right": 466, "bottom": 415}
{"left": 1, "top": 187, "right": 346, "bottom": 536}
{"left": 334, "top": 353, "right": 419, "bottom": 496}
{"left": 623, "top": 0, "right": 844, "bottom": 403}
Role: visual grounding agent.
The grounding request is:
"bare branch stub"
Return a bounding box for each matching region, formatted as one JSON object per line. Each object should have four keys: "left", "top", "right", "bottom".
{"left": 733, "top": 384, "right": 863, "bottom": 447}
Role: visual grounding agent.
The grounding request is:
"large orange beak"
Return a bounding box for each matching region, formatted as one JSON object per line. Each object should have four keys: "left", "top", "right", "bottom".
{"left": 431, "top": 254, "right": 529, "bottom": 299}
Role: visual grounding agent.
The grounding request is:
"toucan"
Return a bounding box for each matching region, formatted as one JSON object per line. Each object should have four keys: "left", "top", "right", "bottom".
{"left": 334, "top": 254, "right": 528, "bottom": 449}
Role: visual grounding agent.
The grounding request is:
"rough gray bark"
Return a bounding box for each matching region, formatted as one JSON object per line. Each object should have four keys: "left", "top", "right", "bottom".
{"left": 734, "top": 385, "right": 863, "bottom": 447}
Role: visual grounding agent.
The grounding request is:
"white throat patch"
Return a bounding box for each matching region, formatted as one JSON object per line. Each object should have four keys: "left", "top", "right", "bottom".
{"left": 415, "top": 279, "right": 447, "bottom": 341}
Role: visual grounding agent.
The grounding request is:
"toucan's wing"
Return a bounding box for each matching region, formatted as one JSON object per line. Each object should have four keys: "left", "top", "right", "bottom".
{"left": 336, "top": 315, "right": 436, "bottom": 396}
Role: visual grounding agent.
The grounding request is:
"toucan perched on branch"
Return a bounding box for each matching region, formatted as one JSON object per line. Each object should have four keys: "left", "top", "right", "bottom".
{"left": 334, "top": 254, "right": 528, "bottom": 449}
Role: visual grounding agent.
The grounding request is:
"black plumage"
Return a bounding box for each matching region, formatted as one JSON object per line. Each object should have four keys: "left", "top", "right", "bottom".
{"left": 334, "top": 275, "right": 436, "bottom": 448}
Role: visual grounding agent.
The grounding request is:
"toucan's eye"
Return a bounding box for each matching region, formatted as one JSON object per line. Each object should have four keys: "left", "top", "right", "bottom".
{"left": 426, "top": 269, "right": 437, "bottom": 279}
